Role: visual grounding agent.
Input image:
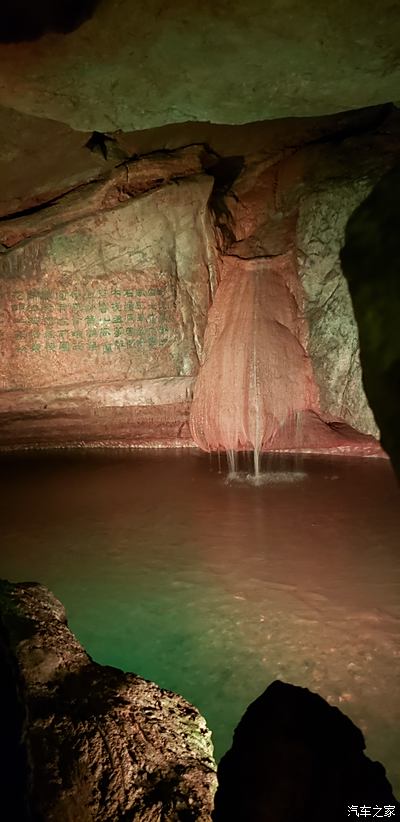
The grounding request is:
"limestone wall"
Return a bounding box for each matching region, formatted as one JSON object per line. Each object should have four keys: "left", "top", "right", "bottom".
{"left": 296, "top": 179, "right": 379, "bottom": 437}
{"left": 0, "top": 175, "right": 217, "bottom": 447}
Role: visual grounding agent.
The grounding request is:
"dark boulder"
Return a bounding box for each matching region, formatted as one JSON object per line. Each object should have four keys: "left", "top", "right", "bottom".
{"left": 341, "top": 164, "right": 400, "bottom": 480}
{"left": 213, "top": 679, "right": 399, "bottom": 822}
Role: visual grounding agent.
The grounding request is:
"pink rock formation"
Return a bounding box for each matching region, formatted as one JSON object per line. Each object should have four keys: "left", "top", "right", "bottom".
{"left": 190, "top": 254, "right": 319, "bottom": 453}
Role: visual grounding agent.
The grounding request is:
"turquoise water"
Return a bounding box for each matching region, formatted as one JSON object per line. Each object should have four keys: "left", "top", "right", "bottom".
{"left": 1, "top": 449, "right": 399, "bottom": 794}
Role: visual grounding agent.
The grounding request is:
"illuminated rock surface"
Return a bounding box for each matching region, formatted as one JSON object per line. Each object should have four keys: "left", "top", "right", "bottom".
{"left": 0, "top": 95, "right": 399, "bottom": 453}
{"left": 0, "top": 579, "right": 217, "bottom": 822}
{"left": 0, "top": 4, "right": 399, "bottom": 819}
{"left": 190, "top": 253, "right": 319, "bottom": 453}
{"left": 1, "top": 1, "right": 400, "bottom": 130}
{"left": 0, "top": 176, "right": 215, "bottom": 392}
{"left": 0, "top": 173, "right": 216, "bottom": 447}
{"left": 297, "top": 181, "right": 379, "bottom": 437}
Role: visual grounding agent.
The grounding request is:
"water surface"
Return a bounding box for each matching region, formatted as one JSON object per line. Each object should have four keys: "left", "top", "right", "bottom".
{"left": 1, "top": 450, "right": 399, "bottom": 794}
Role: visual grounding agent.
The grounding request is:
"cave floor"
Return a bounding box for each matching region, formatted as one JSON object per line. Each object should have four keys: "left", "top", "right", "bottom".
{"left": 1, "top": 449, "right": 399, "bottom": 794}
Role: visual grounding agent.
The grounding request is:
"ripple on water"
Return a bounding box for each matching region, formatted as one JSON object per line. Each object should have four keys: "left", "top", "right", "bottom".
{"left": 226, "top": 470, "right": 308, "bottom": 485}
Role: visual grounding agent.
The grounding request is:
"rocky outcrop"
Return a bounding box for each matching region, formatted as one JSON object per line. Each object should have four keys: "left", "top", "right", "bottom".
{"left": 293, "top": 119, "right": 400, "bottom": 440}
{"left": 0, "top": 174, "right": 215, "bottom": 392}
{"left": 341, "top": 164, "right": 400, "bottom": 479}
{"left": 0, "top": 105, "right": 114, "bottom": 220}
{"left": 0, "top": 580, "right": 217, "bottom": 821}
{"left": 213, "top": 680, "right": 399, "bottom": 822}
{"left": 296, "top": 179, "right": 379, "bottom": 437}
{"left": 1, "top": 2, "right": 400, "bottom": 131}
{"left": 189, "top": 113, "right": 400, "bottom": 456}
{"left": 0, "top": 105, "right": 394, "bottom": 224}
{"left": 0, "top": 144, "right": 217, "bottom": 248}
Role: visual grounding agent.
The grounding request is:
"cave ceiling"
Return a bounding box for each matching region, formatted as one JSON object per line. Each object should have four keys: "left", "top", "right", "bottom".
{"left": 0, "top": 0, "right": 399, "bottom": 215}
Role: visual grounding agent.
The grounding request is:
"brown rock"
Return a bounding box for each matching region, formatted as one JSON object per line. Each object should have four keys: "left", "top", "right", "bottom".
{"left": 0, "top": 400, "right": 194, "bottom": 450}
{"left": 0, "top": 579, "right": 217, "bottom": 821}
{"left": 0, "top": 176, "right": 215, "bottom": 394}
{"left": 0, "top": 145, "right": 217, "bottom": 248}
{"left": 216, "top": 155, "right": 299, "bottom": 258}
{"left": 0, "top": 106, "right": 111, "bottom": 220}
{"left": 190, "top": 253, "right": 320, "bottom": 452}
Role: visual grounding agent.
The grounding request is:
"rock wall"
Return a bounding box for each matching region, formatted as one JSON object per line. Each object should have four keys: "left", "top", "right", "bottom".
{"left": 1, "top": 1, "right": 400, "bottom": 130}
{"left": 297, "top": 180, "right": 379, "bottom": 437}
{"left": 192, "top": 126, "right": 393, "bottom": 455}
{"left": 0, "top": 171, "right": 217, "bottom": 447}
{"left": 1, "top": 113, "right": 399, "bottom": 453}
{"left": 208, "top": 116, "right": 400, "bottom": 447}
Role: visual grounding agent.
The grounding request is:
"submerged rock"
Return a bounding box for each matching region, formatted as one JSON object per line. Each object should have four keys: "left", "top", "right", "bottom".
{"left": 213, "top": 679, "right": 399, "bottom": 822}
{"left": 0, "top": 580, "right": 217, "bottom": 821}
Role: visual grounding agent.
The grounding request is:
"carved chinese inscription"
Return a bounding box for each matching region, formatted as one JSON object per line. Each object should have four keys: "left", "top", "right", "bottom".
{"left": 10, "top": 284, "right": 170, "bottom": 355}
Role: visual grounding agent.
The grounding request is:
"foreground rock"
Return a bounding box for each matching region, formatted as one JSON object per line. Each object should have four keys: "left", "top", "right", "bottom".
{"left": 213, "top": 680, "right": 399, "bottom": 822}
{"left": 0, "top": 580, "right": 217, "bottom": 821}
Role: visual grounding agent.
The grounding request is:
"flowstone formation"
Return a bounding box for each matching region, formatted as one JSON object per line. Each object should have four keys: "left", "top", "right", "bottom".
{"left": 189, "top": 253, "right": 318, "bottom": 458}
{"left": 0, "top": 580, "right": 217, "bottom": 822}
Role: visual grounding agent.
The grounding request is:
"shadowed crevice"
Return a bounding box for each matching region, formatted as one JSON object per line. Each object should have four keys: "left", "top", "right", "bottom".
{"left": 1, "top": 0, "right": 103, "bottom": 43}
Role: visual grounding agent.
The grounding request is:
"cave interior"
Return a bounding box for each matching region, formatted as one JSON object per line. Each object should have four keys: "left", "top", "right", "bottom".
{"left": 0, "top": 2, "right": 399, "bottom": 820}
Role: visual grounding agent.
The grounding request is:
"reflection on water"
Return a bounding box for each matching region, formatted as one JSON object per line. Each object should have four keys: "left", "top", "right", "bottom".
{"left": 0, "top": 450, "right": 399, "bottom": 794}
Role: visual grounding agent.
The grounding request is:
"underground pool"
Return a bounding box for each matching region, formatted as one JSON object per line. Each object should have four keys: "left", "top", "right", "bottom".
{"left": 1, "top": 448, "right": 399, "bottom": 795}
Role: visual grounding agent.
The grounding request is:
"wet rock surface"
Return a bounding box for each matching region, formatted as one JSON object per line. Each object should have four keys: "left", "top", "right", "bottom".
{"left": 213, "top": 680, "right": 399, "bottom": 822}
{"left": 0, "top": 579, "right": 217, "bottom": 821}
{"left": 189, "top": 252, "right": 320, "bottom": 452}
{"left": 297, "top": 179, "right": 380, "bottom": 437}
